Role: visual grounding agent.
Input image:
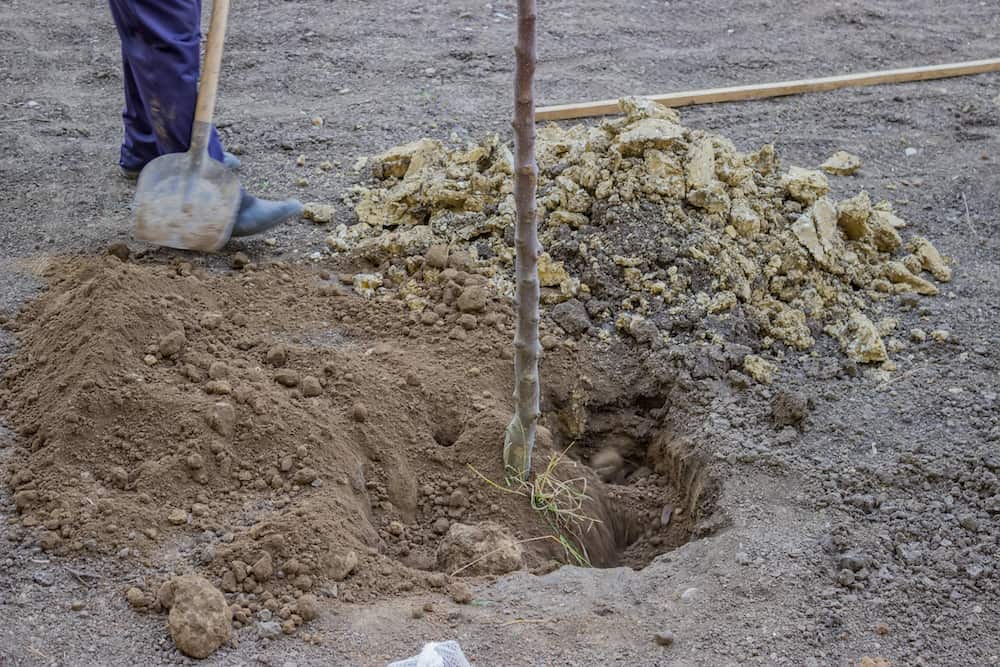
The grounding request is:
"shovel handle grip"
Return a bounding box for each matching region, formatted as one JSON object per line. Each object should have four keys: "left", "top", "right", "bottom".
{"left": 194, "top": 0, "right": 231, "bottom": 129}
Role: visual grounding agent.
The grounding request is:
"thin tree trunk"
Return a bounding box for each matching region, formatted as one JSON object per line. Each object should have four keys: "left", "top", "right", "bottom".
{"left": 503, "top": 0, "right": 540, "bottom": 482}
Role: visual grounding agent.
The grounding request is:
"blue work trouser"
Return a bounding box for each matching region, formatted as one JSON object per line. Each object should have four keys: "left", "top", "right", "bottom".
{"left": 108, "top": 0, "right": 225, "bottom": 170}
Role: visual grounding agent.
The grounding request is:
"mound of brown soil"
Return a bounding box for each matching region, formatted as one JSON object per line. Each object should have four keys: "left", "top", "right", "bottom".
{"left": 1, "top": 254, "right": 698, "bottom": 628}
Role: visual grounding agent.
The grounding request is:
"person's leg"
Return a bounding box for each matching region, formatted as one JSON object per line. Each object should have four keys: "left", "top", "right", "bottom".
{"left": 122, "top": 0, "right": 226, "bottom": 162}
{"left": 111, "top": 0, "right": 300, "bottom": 236}
{"left": 108, "top": 0, "right": 159, "bottom": 171}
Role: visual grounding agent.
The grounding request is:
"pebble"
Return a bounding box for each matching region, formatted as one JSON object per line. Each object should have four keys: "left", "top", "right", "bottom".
{"left": 231, "top": 252, "right": 250, "bottom": 269}
{"left": 680, "top": 587, "right": 698, "bottom": 603}
{"left": 32, "top": 571, "right": 54, "bottom": 586}
{"left": 958, "top": 514, "right": 978, "bottom": 531}
{"left": 654, "top": 631, "right": 675, "bottom": 647}
{"left": 257, "top": 621, "right": 282, "bottom": 640}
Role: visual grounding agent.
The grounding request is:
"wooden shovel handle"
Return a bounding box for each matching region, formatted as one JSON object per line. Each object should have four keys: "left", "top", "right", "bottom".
{"left": 194, "top": 0, "right": 231, "bottom": 127}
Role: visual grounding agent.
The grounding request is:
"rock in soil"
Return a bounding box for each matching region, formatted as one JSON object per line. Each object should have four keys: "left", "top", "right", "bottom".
{"left": 770, "top": 390, "right": 811, "bottom": 427}
{"left": 163, "top": 576, "right": 232, "bottom": 659}
{"left": 436, "top": 521, "right": 524, "bottom": 576}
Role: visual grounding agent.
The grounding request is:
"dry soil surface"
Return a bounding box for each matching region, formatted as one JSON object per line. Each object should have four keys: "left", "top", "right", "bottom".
{"left": 1, "top": 1, "right": 999, "bottom": 666}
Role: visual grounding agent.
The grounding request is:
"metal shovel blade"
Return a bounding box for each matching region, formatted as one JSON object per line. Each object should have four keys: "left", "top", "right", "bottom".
{"left": 133, "top": 151, "right": 241, "bottom": 253}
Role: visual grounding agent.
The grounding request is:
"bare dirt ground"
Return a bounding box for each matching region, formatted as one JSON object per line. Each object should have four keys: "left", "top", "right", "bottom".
{"left": 1, "top": 1, "right": 999, "bottom": 666}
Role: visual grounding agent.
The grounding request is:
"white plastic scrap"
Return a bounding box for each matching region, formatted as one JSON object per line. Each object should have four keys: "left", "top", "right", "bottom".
{"left": 387, "top": 641, "right": 471, "bottom": 667}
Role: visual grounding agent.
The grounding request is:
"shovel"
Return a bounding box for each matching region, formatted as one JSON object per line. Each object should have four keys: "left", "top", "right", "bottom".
{"left": 133, "top": 0, "right": 239, "bottom": 252}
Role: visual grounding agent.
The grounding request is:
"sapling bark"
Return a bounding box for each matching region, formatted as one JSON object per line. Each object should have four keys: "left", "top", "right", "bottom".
{"left": 503, "top": 0, "right": 540, "bottom": 482}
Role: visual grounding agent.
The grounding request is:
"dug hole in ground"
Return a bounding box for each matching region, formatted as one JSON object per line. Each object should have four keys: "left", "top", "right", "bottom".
{"left": 2, "top": 94, "right": 996, "bottom": 666}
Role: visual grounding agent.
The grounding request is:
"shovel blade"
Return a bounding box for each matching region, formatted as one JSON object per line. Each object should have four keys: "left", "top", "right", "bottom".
{"left": 133, "top": 152, "right": 241, "bottom": 253}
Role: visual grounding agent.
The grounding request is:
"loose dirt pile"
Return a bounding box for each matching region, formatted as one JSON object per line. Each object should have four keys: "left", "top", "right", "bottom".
{"left": 0, "top": 254, "right": 703, "bottom": 643}
{"left": 326, "top": 97, "right": 951, "bottom": 378}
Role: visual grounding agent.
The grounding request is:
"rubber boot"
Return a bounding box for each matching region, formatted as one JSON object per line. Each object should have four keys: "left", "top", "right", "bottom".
{"left": 231, "top": 190, "right": 303, "bottom": 238}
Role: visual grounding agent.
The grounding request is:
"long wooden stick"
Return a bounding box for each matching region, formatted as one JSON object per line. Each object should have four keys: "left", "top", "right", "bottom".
{"left": 536, "top": 58, "right": 1000, "bottom": 121}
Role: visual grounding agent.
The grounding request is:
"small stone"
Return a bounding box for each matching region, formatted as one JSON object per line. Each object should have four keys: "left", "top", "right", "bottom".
{"left": 782, "top": 166, "right": 829, "bottom": 205}
{"left": 958, "top": 514, "right": 979, "bottom": 531}
{"left": 296, "top": 594, "right": 320, "bottom": 621}
{"left": 930, "top": 329, "right": 950, "bottom": 343}
{"left": 221, "top": 571, "right": 237, "bottom": 593}
{"left": 550, "top": 299, "right": 591, "bottom": 336}
{"left": 909, "top": 328, "right": 927, "bottom": 343}
{"left": 301, "top": 376, "right": 322, "bottom": 397}
{"left": 837, "top": 191, "right": 871, "bottom": 240}
{"left": 32, "top": 571, "right": 54, "bottom": 587}
{"left": 274, "top": 369, "right": 300, "bottom": 387}
{"left": 860, "top": 657, "right": 892, "bottom": 667}
{"left": 206, "top": 402, "right": 236, "bottom": 437}
{"left": 167, "top": 509, "right": 187, "bottom": 525}
{"left": 107, "top": 242, "right": 131, "bottom": 261}
{"left": 252, "top": 553, "right": 274, "bottom": 582}
{"left": 143, "top": 354, "right": 158, "bottom": 367}
{"left": 743, "top": 355, "right": 777, "bottom": 384}
{"left": 70, "top": 600, "right": 86, "bottom": 611}
{"left": 126, "top": 586, "right": 147, "bottom": 608}
{"left": 820, "top": 151, "right": 862, "bottom": 176}
{"left": 680, "top": 587, "right": 699, "bottom": 603}
{"left": 266, "top": 344, "right": 288, "bottom": 367}
{"left": 257, "top": 621, "right": 282, "bottom": 640}
{"left": 654, "top": 631, "right": 675, "bottom": 647}
{"left": 425, "top": 244, "right": 449, "bottom": 269}
{"left": 771, "top": 390, "right": 810, "bottom": 427}
{"left": 447, "top": 581, "right": 473, "bottom": 604}
{"left": 456, "top": 286, "right": 488, "bottom": 313}
{"left": 540, "top": 334, "right": 560, "bottom": 350}
{"left": 324, "top": 549, "right": 358, "bottom": 581}
{"left": 294, "top": 467, "right": 318, "bottom": 485}
{"left": 231, "top": 252, "right": 250, "bottom": 269}
{"left": 837, "top": 568, "right": 856, "bottom": 586}
{"left": 350, "top": 402, "right": 368, "bottom": 422}
{"left": 158, "top": 330, "right": 187, "bottom": 357}
{"left": 303, "top": 202, "right": 335, "bottom": 224}
{"left": 874, "top": 622, "right": 890, "bottom": 636}
{"left": 204, "top": 380, "right": 232, "bottom": 395}
{"left": 166, "top": 576, "right": 232, "bottom": 659}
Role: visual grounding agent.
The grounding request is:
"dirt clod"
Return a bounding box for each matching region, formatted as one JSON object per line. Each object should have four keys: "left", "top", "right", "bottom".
{"left": 165, "top": 575, "right": 232, "bottom": 659}
{"left": 771, "top": 390, "right": 810, "bottom": 427}
{"left": 654, "top": 630, "right": 675, "bottom": 647}
{"left": 253, "top": 552, "right": 274, "bottom": 582}
{"left": 125, "top": 586, "right": 147, "bottom": 609}
{"left": 447, "top": 581, "right": 473, "bottom": 604}
{"left": 436, "top": 521, "right": 524, "bottom": 576}
{"left": 107, "top": 243, "right": 131, "bottom": 261}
